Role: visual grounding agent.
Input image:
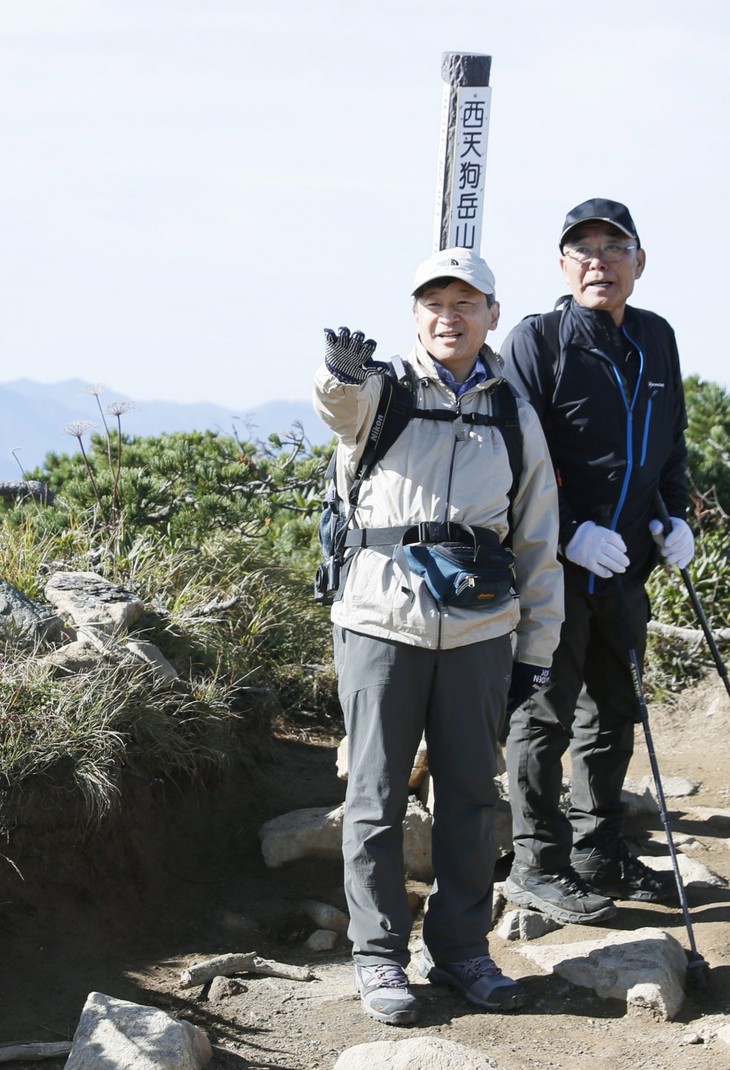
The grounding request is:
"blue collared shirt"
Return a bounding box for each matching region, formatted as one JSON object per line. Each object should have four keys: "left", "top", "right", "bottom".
{"left": 434, "top": 354, "right": 489, "bottom": 398}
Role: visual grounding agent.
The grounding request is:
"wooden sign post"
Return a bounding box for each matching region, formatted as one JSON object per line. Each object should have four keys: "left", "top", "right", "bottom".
{"left": 433, "top": 52, "right": 492, "bottom": 253}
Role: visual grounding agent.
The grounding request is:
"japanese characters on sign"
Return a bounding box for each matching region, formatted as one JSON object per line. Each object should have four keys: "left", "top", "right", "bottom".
{"left": 433, "top": 80, "right": 492, "bottom": 252}
{"left": 448, "top": 87, "right": 491, "bottom": 250}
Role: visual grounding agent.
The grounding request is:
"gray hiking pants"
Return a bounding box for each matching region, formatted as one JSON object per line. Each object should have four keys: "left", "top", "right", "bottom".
{"left": 506, "top": 583, "right": 648, "bottom": 871}
{"left": 334, "top": 626, "right": 512, "bottom": 967}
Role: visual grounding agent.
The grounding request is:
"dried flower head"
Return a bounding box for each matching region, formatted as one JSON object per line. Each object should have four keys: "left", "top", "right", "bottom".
{"left": 62, "top": 420, "right": 96, "bottom": 440}
{"left": 106, "top": 401, "right": 135, "bottom": 416}
{"left": 85, "top": 383, "right": 106, "bottom": 397}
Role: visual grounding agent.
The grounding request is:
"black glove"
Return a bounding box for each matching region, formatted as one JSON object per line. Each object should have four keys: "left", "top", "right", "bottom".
{"left": 507, "top": 662, "right": 551, "bottom": 714}
{"left": 324, "top": 326, "right": 382, "bottom": 384}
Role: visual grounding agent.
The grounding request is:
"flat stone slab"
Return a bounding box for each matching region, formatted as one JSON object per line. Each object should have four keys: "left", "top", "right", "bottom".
{"left": 45, "top": 571, "right": 145, "bottom": 633}
{"left": 517, "top": 926, "right": 687, "bottom": 1020}
{"left": 640, "top": 853, "right": 727, "bottom": 888}
{"left": 332, "top": 1037, "right": 502, "bottom": 1069}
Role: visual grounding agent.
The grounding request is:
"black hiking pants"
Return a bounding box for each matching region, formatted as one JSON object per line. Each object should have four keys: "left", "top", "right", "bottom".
{"left": 506, "top": 583, "right": 649, "bottom": 872}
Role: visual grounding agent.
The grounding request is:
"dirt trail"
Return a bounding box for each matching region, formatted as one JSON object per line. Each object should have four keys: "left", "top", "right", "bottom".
{"left": 1, "top": 679, "right": 729, "bottom": 1069}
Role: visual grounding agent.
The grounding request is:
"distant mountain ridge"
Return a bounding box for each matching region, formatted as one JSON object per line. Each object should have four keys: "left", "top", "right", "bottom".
{"left": 0, "top": 379, "right": 332, "bottom": 480}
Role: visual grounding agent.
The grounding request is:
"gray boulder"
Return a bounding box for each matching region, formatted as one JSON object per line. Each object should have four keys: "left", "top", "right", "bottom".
{"left": 65, "top": 992, "right": 212, "bottom": 1069}
{"left": 0, "top": 577, "right": 63, "bottom": 645}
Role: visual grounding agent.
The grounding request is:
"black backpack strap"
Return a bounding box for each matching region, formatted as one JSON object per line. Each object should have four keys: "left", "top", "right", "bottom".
{"left": 533, "top": 306, "right": 565, "bottom": 394}
{"left": 348, "top": 366, "right": 418, "bottom": 504}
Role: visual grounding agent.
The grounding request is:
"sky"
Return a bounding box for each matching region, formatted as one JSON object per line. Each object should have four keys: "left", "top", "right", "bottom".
{"left": 1, "top": 0, "right": 728, "bottom": 415}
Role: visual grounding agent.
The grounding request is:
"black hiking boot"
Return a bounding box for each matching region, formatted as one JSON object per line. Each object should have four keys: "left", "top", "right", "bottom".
{"left": 572, "top": 841, "right": 679, "bottom": 903}
{"left": 504, "top": 862, "right": 617, "bottom": 924}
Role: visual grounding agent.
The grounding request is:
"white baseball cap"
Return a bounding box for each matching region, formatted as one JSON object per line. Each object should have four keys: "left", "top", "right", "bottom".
{"left": 411, "top": 247, "right": 496, "bottom": 297}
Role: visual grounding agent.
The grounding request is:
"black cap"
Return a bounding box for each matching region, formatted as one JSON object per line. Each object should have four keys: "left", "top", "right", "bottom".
{"left": 560, "top": 198, "right": 640, "bottom": 250}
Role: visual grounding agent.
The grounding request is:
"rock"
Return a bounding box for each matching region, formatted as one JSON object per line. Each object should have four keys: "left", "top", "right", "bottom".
{"left": 125, "top": 638, "right": 179, "bottom": 682}
{"left": 639, "top": 854, "right": 727, "bottom": 888}
{"left": 40, "top": 639, "right": 102, "bottom": 675}
{"left": 259, "top": 797, "right": 433, "bottom": 881}
{"left": 717, "top": 1022, "right": 730, "bottom": 1046}
{"left": 401, "top": 796, "right": 433, "bottom": 880}
{"left": 336, "top": 737, "right": 348, "bottom": 779}
{"left": 332, "top": 1036, "right": 502, "bottom": 1069}
{"left": 300, "top": 898, "right": 349, "bottom": 935}
{"left": 496, "top": 908, "right": 562, "bottom": 941}
{"left": 492, "top": 784, "right": 514, "bottom": 859}
{"left": 65, "top": 991, "right": 212, "bottom": 1069}
{"left": 635, "top": 774, "right": 699, "bottom": 798}
{"left": 0, "top": 577, "right": 63, "bottom": 646}
{"left": 44, "top": 571, "right": 145, "bottom": 634}
{"left": 259, "top": 805, "right": 345, "bottom": 867}
{"left": 686, "top": 805, "right": 730, "bottom": 826}
{"left": 690, "top": 1014, "right": 730, "bottom": 1044}
{"left": 217, "top": 911, "right": 260, "bottom": 939}
{"left": 517, "top": 926, "right": 687, "bottom": 1020}
{"left": 337, "top": 735, "right": 429, "bottom": 790}
{"left": 304, "top": 928, "right": 339, "bottom": 951}
{"left": 621, "top": 778, "right": 660, "bottom": 816}
{"left": 648, "top": 830, "right": 702, "bottom": 851}
{"left": 492, "top": 881, "right": 506, "bottom": 924}
{"left": 207, "top": 975, "right": 245, "bottom": 1001}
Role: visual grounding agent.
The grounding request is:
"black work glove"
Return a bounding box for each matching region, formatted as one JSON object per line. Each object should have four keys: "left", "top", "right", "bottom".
{"left": 324, "top": 326, "right": 383, "bottom": 384}
{"left": 507, "top": 662, "right": 551, "bottom": 714}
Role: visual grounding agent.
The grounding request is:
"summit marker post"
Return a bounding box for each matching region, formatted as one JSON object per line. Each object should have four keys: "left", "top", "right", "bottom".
{"left": 433, "top": 52, "right": 492, "bottom": 253}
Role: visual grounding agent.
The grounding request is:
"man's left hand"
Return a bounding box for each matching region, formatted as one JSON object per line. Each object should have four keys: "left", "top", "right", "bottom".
{"left": 507, "top": 662, "right": 551, "bottom": 714}
{"left": 649, "top": 516, "right": 694, "bottom": 569}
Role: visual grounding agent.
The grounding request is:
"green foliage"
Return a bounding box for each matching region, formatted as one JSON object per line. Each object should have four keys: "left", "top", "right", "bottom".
{"left": 646, "top": 520, "right": 730, "bottom": 695}
{"left": 641, "top": 374, "right": 730, "bottom": 694}
{"left": 0, "top": 652, "right": 249, "bottom": 830}
{"left": 19, "top": 424, "right": 328, "bottom": 565}
{"left": 0, "top": 396, "right": 339, "bottom": 826}
{"left": 683, "top": 374, "right": 730, "bottom": 516}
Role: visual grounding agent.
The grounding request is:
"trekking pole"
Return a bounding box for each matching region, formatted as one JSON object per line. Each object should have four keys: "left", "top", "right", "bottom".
{"left": 655, "top": 495, "right": 730, "bottom": 702}
{"left": 613, "top": 573, "right": 711, "bottom": 990}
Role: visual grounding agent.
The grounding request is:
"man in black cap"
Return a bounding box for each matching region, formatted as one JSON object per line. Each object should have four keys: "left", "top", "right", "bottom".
{"left": 499, "top": 198, "right": 694, "bottom": 924}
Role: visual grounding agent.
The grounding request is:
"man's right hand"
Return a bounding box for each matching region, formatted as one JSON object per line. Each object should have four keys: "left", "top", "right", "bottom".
{"left": 564, "top": 520, "right": 629, "bottom": 578}
{"left": 324, "top": 327, "right": 382, "bottom": 384}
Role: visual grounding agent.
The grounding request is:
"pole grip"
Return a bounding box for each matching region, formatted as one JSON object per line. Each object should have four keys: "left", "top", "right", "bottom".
{"left": 654, "top": 493, "right": 673, "bottom": 538}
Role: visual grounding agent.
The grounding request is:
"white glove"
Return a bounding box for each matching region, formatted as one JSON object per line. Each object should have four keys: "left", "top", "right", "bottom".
{"left": 649, "top": 516, "right": 694, "bottom": 569}
{"left": 564, "top": 521, "right": 629, "bottom": 578}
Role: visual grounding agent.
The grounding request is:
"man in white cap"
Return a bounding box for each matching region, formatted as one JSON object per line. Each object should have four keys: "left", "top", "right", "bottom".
{"left": 312, "top": 248, "right": 563, "bottom": 1025}
{"left": 500, "top": 199, "right": 693, "bottom": 925}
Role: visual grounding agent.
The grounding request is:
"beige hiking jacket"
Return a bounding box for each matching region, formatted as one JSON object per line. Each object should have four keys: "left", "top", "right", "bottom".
{"left": 312, "top": 341, "right": 564, "bottom": 666}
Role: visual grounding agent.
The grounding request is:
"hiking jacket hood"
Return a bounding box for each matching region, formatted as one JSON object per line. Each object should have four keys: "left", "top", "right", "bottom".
{"left": 312, "top": 340, "right": 564, "bottom": 666}
{"left": 499, "top": 298, "right": 689, "bottom": 593}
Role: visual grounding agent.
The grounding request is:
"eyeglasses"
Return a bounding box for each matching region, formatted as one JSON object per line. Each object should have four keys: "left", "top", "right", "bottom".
{"left": 563, "top": 242, "right": 638, "bottom": 264}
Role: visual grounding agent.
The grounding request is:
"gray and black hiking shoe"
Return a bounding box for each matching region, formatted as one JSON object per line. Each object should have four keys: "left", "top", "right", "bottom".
{"left": 572, "top": 841, "right": 679, "bottom": 903}
{"left": 419, "top": 945, "right": 526, "bottom": 1011}
{"left": 354, "top": 962, "right": 420, "bottom": 1025}
{"left": 505, "top": 862, "right": 617, "bottom": 924}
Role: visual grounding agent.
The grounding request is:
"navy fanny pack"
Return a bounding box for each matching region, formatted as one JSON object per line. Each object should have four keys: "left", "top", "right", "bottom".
{"left": 403, "top": 528, "right": 516, "bottom": 611}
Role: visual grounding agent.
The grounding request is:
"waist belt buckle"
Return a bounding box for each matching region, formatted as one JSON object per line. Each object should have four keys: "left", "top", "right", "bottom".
{"left": 418, "top": 520, "right": 452, "bottom": 544}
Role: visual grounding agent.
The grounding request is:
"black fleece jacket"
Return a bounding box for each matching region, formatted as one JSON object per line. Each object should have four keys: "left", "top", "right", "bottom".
{"left": 499, "top": 298, "right": 689, "bottom": 594}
